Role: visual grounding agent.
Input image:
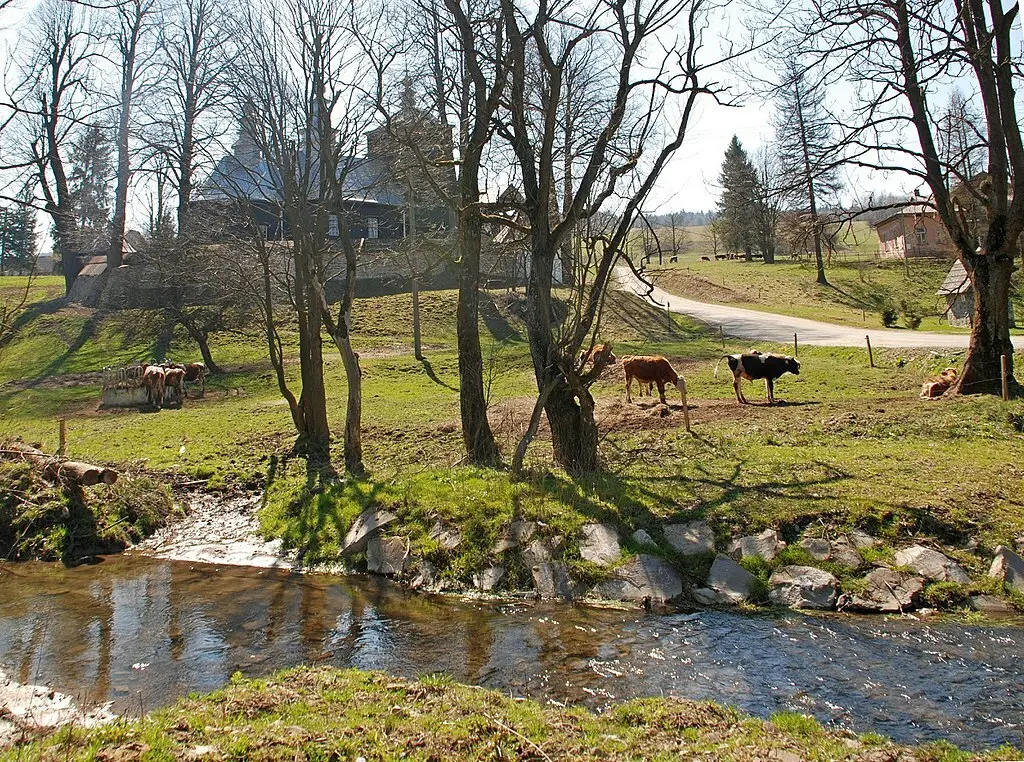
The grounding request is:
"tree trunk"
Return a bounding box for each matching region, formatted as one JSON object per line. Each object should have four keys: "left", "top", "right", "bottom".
{"left": 334, "top": 331, "right": 364, "bottom": 475}
{"left": 178, "top": 315, "right": 222, "bottom": 374}
{"left": 110, "top": 39, "right": 138, "bottom": 270}
{"left": 412, "top": 275, "right": 422, "bottom": 360}
{"left": 455, "top": 174, "right": 500, "bottom": 467}
{"left": 293, "top": 246, "right": 331, "bottom": 456}
{"left": 954, "top": 252, "right": 1017, "bottom": 395}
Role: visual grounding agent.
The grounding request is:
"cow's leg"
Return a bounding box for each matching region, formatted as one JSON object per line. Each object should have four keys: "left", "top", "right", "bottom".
{"left": 657, "top": 380, "right": 667, "bottom": 405}
{"left": 625, "top": 373, "right": 633, "bottom": 404}
{"left": 733, "top": 375, "right": 746, "bottom": 404}
{"left": 766, "top": 377, "right": 775, "bottom": 405}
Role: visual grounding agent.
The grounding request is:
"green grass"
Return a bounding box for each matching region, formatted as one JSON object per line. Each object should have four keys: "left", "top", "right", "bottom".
{"left": 6, "top": 666, "right": 1019, "bottom": 761}
{"left": 2, "top": 276, "right": 1023, "bottom": 609}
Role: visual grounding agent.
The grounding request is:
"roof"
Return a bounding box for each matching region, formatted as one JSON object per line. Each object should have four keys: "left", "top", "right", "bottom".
{"left": 78, "top": 255, "right": 108, "bottom": 278}
{"left": 198, "top": 153, "right": 403, "bottom": 207}
{"left": 937, "top": 259, "right": 970, "bottom": 296}
{"left": 873, "top": 203, "right": 935, "bottom": 229}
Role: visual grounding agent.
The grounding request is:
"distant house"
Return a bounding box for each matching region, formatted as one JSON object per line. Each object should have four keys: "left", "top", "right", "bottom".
{"left": 936, "top": 259, "right": 1016, "bottom": 328}
{"left": 873, "top": 204, "right": 955, "bottom": 259}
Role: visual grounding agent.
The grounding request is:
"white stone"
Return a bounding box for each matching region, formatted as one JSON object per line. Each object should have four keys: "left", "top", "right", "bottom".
{"left": 799, "top": 537, "right": 831, "bottom": 560}
{"left": 579, "top": 523, "right": 621, "bottom": 565}
{"left": 593, "top": 555, "right": 682, "bottom": 603}
{"left": 663, "top": 520, "right": 715, "bottom": 555}
{"left": 341, "top": 508, "right": 398, "bottom": 557}
{"left": 473, "top": 566, "right": 506, "bottom": 591}
{"left": 632, "top": 529, "right": 657, "bottom": 548}
{"left": 838, "top": 569, "right": 923, "bottom": 613}
{"left": 894, "top": 545, "right": 970, "bottom": 583}
{"left": 704, "top": 554, "right": 758, "bottom": 603}
{"left": 989, "top": 545, "right": 1024, "bottom": 593}
{"left": 728, "top": 529, "right": 785, "bottom": 562}
{"left": 768, "top": 566, "right": 838, "bottom": 610}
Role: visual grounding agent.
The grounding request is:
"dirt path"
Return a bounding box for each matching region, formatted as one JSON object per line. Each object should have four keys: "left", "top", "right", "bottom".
{"left": 615, "top": 266, "right": 1024, "bottom": 350}
{"left": 131, "top": 492, "right": 297, "bottom": 569}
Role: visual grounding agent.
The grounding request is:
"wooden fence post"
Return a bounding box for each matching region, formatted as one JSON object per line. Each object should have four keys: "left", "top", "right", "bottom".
{"left": 793, "top": 333, "right": 798, "bottom": 357}
{"left": 720, "top": 324, "right": 725, "bottom": 348}
{"left": 866, "top": 335, "right": 874, "bottom": 368}
{"left": 1001, "top": 354, "right": 1010, "bottom": 401}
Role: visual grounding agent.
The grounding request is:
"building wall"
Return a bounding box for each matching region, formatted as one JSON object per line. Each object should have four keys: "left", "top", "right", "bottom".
{"left": 876, "top": 215, "right": 955, "bottom": 259}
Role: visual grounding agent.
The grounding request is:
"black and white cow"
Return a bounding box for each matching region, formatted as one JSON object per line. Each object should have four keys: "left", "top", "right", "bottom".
{"left": 717, "top": 352, "right": 800, "bottom": 405}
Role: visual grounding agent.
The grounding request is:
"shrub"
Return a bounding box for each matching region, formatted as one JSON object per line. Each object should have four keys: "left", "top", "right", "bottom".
{"left": 881, "top": 305, "right": 899, "bottom": 327}
{"left": 899, "top": 300, "right": 924, "bottom": 330}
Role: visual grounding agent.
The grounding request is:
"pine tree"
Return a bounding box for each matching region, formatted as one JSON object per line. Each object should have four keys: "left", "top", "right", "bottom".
{"left": 0, "top": 183, "right": 38, "bottom": 274}
{"left": 717, "top": 136, "right": 760, "bottom": 260}
{"left": 771, "top": 59, "right": 842, "bottom": 285}
{"left": 68, "top": 124, "right": 113, "bottom": 245}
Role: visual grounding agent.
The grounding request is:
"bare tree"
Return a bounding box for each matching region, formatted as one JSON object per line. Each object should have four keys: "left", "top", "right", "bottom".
{"left": 107, "top": 0, "right": 157, "bottom": 268}
{"left": 770, "top": 59, "right": 843, "bottom": 283}
{"left": 497, "top": 0, "right": 733, "bottom": 472}
{"left": 226, "top": 0, "right": 373, "bottom": 468}
{"left": 789, "top": 0, "right": 1022, "bottom": 394}
{"left": 6, "top": 0, "right": 104, "bottom": 294}
{"left": 753, "top": 146, "right": 782, "bottom": 263}
{"left": 152, "top": 0, "right": 231, "bottom": 238}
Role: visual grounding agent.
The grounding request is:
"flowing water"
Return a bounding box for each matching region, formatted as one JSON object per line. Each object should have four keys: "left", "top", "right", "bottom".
{"left": 1, "top": 556, "right": 1022, "bottom": 750}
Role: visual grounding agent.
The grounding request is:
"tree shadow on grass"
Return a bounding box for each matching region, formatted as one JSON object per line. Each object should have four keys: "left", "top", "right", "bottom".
{"left": 479, "top": 293, "right": 522, "bottom": 342}
{"left": 263, "top": 450, "right": 385, "bottom": 567}
{"left": 419, "top": 358, "right": 458, "bottom": 391}
{"left": 25, "top": 311, "right": 104, "bottom": 388}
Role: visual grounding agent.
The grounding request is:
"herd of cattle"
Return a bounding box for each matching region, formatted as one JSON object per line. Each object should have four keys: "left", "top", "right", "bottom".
{"left": 141, "top": 362, "right": 208, "bottom": 408}
{"left": 102, "top": 361, "right": 208, "bottom": 409}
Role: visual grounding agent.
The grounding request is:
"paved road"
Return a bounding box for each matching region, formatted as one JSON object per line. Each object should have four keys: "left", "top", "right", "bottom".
{"left": 615, "top": 266, "right": 1023, "bottom": 350}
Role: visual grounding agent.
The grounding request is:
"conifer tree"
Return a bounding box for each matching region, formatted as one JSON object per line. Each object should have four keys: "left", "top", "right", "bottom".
{"left": 68, "top": 124, "right": 114, "bottom": 243}
{"left": 717, "top": 136, "right": 760, "bottom": 260}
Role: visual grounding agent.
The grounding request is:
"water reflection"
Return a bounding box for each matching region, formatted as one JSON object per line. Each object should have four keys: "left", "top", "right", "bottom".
{"left": 1, "top": 556, "right": 1022, "bottom": 749}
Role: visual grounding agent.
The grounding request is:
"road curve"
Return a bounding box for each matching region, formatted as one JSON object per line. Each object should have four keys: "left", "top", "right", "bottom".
{"left": 614, "top": 266, "right": 1023, "bottom": 350}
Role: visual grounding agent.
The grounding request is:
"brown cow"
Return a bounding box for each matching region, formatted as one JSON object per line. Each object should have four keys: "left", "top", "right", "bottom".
{"left": 622, "top": 355, "right": 690, "bottom": 431}
{"left": 163, "top": 367, "right": 186, "bottom": 406}
{"left": 920, "top": 367, "right": 957, "bottom": 399}
{"left": 580, "top": 343, "right": 617, "bottom": 367}
{"left": 183, "top": 362, "right": 208, "bottom": 397}
{"left": 142, "top": 365, "right": 166, "bottom": 409}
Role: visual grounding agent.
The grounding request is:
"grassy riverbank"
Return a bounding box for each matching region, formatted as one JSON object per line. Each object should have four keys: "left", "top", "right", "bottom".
{"left": 2, "top": 275, "right": 1023, "bottom": 612}
{"left": 5, "top": 666, "right": 1019, "bottom": 761}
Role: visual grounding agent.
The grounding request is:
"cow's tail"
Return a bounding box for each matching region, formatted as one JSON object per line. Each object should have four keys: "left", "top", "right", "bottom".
{"left": 713, "top": 355, "right": 732, "bottom": 380}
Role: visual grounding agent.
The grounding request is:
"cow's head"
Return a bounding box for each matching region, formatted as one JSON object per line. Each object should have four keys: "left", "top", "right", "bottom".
{"left": 597, "top": 343, "right": 617, "bottom": 365}
{"left": 787, "top": 357, "right": 801, "bottom": 375}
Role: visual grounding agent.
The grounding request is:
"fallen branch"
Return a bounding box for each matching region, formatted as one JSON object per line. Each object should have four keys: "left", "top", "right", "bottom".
{"left": 1, "top": 442, "right": 118, "bottom": 487}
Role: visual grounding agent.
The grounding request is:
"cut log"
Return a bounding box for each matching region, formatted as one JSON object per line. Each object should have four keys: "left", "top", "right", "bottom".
{"left": 1, "top": 441, "right": 118, "bottom": 486}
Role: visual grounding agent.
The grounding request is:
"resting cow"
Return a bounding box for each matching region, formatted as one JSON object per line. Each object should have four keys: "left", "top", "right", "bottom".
{"left": 920, "top": 367, "right": 957, "bottom": 399}
{"left": 622, "top": 355, "right": 690, "bottom": 431}
{"left": 717, "top": 352, "right": 800, "bottom": 405}
{"left": 142, "top": 365, "right": 166, "bottom": 409}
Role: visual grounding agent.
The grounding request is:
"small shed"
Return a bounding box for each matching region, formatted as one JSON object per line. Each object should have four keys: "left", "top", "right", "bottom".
{"left": 937, "top": 259, "right": 1016, "bottom": 328}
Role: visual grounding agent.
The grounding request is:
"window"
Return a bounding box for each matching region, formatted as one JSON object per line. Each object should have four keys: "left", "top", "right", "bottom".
{"left": 915, "top": 225, "right": 927, "bottom": 245}
{"left": 367, "top": 217, "right": 379, "bottom": 239}
{"left": 328, "top": 215, "right": 339, "bottom": 237}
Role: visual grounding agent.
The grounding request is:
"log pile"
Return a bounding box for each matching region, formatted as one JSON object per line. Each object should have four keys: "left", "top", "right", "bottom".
{"left": 0, "top": 442, "right": 118, "bottom": 487}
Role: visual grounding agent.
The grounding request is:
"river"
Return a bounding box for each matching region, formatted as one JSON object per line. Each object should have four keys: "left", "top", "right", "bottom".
{"left": 1, "top": 556, "right": 1022, "bottom": 750}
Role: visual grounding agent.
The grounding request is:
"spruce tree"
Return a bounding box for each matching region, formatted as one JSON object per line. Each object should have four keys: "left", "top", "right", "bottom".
{"left": 68, "top": 124, "right": 113, "bottom": 245}
{"left": 717, "top": 136, "right": 760, "bottom": 260}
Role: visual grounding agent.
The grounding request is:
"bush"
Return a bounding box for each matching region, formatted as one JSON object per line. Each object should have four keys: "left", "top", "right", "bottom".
{"left": 900, "top": 300, "right": 923, "bottom": 330}
{"left": 881, "top": 305, "right": 899, "bottom": 327}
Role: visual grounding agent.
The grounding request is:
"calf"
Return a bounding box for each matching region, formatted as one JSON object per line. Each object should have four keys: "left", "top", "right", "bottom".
{"left": 142, "top": 365, "right": 166, "bottom": 409}
{"left": 716, "top": 352, "right": 800, "bottom": 405}
{"left": 920, "top": 367, "right": 957, "bottom": 399}
{"left": 622, "top": 355, "right": 690, "bottom": 431}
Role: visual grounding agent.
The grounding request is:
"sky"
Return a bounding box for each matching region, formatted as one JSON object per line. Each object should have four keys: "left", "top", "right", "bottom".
{"left": 1, "top": 0, "right": 1022, "bottom": 240}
